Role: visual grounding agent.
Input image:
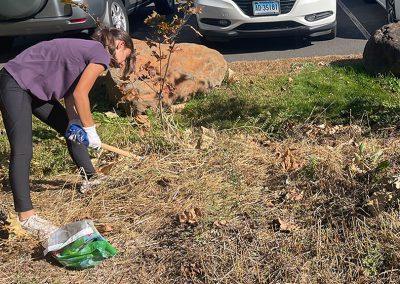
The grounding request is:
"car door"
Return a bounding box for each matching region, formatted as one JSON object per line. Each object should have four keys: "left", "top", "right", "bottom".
{"left": 84, "top": 0, "right": 107, "bottom": 19}
{"left": 0, "top": 0, "right": 48, "bottom": 20}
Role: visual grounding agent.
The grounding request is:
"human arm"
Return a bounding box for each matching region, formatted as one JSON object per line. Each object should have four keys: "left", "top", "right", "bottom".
{"left": 64, "top": 93, "right": 80, "bottom": 122}
{"left": 72, "top": 63, "right": 105, "bottom": 127}
{"left": 66, "top": 63, "right": 105, "bottom": 149}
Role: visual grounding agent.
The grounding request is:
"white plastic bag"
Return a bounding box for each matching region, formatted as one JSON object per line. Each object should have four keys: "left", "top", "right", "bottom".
{"left": 43, "top": 220, "right": 96, "bottom": 255}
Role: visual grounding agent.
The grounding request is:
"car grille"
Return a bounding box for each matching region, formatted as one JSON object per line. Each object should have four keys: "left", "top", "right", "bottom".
{"left": 236, "top": 21, "right": 303, "bottom": 30}
{"left": 232, "top": 0, "right": 297, "bottom": 17}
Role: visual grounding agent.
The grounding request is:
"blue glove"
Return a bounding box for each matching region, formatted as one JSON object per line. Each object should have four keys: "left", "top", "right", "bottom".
{"left": 66, "top": 124, "right": 89, "bottom": 147}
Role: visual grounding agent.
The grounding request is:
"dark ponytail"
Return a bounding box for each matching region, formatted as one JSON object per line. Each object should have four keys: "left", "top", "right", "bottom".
{"left": 92, "top": 27, "right": 136, "bottom": 79}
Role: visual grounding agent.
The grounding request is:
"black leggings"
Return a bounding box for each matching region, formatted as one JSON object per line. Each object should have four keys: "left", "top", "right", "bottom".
{"left": 0, "top": 69, "right": 95, "bottom": 212}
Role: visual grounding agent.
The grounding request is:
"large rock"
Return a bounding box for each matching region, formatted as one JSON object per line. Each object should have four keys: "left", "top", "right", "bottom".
{"left": 105, "top": 39, "right": 228, "bottom": 114}
{"left": 363, "top": 23, "right": 400, "bottom": 76}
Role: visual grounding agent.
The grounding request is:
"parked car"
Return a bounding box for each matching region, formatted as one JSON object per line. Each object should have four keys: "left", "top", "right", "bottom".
{"left": 195, "top": 0, "right": 337, "bottom": 42}
{"left": 0, "top": 0, "right": 175, "bottom": 50}
{"left": 365, "top": 0, "right": 399, "bottom": 23}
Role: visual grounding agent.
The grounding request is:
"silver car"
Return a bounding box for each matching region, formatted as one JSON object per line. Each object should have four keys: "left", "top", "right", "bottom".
{"left": 0, "top": 0, "right": 175, "bottom": 50}
{"left": 365, "top": 0, "right": 399, "bottom": 22}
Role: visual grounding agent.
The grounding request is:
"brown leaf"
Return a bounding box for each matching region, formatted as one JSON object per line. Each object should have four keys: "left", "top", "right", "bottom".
{"left": 178, "top": 213, "right": 188, "bottom": 224}
{"left": 226, "top": 68, "right": 238, "bottom": 83}
{"left": 146, "top": 41, "right": 157, "bottom": 49}
{"left": 272, "top": 218, "right": 298, "bottom": 233}
{"left": 181, "top": 262, "right": 202, "bottom": 278}
{"left": 213, "top": 220, "right": 227, "bottom": 228}
{"left": 135, "top": 115, "right": 151, "bottom": 128}
{"left": 1, "top": 213, "right": 27, "bottom": 239}
{"left": 170, "top": 103, "right": 186, "bottom": 114}
{"left": 281, "top": 149, "right": 302, "bottom": 172}
{"left": 178, "top": 207, "right": 202, "bottom": 226}
{"left": 98, "top": 162, "right": 116, "bottom": 175}
{"left": 196, "top": 127, "right": 216, "bottom": 150}
{"left": 104, "top": 111, "right": 119, "bottom": 119}
{"left": 286, "top": 188, "right": 304, "bottom": 201}
{"left": 365, "top": 191, "right": 395, "bottom": 216}
{"left": 97, "top": 224, "right": 113, "bottom": 234}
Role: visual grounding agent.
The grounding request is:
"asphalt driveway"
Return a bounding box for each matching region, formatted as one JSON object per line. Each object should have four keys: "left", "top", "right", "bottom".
{"left": 0, "top": 0, "right": 388, "bottom": 66}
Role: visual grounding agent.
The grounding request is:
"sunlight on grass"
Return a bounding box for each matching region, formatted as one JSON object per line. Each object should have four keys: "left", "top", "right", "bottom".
{"left": 181, "top": 63, "right": 400, "bottom": 132}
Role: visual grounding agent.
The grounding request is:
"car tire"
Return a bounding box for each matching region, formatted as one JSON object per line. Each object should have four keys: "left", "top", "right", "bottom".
{"left": 363, "top": 0, "right": 376, "bottom": 3}
{"left": 154, "top": 0, "right": 176, "bottom": 15}
{"left": 0, "top": 37, "right": 14, "bottom": 51}
{"left": 103, "top": 0, "right": 130, "bottom": 33}
{"left": 387, "top": 0, "right": 398, "bottom": 23}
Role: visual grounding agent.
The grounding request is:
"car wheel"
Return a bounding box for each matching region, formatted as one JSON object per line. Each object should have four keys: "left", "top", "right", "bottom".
{"left": 0, "top": 37, "right": 14, "bottom": 51}
{"left": 387, "top": 0, "right": 397, "bottom": 23}
{"left": 154, "top": 0, "right": 176, "bottom": 15}
{"left": 103, "top": 0, "right": 130, "bottom": 33}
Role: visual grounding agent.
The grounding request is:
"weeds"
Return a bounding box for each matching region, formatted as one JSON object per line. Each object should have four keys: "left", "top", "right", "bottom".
{"left": 2, "top": 59, "right": 400, "bottom": 283}
{"left": 181, "top": 63, "right": 400, "bottom": 133}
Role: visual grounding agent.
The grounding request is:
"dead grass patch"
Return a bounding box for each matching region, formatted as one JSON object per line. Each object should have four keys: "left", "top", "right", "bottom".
{"left": 1, "top": 122, "right": 400, "bottom": 283}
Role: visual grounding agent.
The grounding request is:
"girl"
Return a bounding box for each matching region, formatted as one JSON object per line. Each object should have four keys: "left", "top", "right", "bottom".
{"left": 0, "top": 27, "right": 135, "bottom": 240}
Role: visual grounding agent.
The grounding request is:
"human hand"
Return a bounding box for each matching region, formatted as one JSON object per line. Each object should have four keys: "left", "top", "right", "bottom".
{"left": 66, "top": 123, "right": 102, "bottom": 150}
{"left": 66, "top": 123, "right": 89, "bottom": 147}
{"left": 83, "top": 125, "right": 102, "bottom": 150}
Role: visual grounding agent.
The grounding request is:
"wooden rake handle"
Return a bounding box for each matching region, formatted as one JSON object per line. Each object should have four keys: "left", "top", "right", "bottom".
{"left": 101, "top": 143, "right": 142, "bottom": 161}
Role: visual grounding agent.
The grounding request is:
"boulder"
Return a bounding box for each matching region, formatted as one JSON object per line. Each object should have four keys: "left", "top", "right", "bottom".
{"left": 363, "top": 22, "right": 400, "bottom": 76}
{"left": 105, "top": 39, "right": 228, "bottom": 114}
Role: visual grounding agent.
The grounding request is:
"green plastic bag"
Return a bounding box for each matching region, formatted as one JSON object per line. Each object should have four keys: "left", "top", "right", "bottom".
{"left": 43, "top": 220, "right": 118, "bottom": 269}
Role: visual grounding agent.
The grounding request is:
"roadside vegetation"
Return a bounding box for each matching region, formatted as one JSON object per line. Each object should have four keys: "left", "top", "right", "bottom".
{"left": 1, "top": 57, "right": 400, "bottom": 283}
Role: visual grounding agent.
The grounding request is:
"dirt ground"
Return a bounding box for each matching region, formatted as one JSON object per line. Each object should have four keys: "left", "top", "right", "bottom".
{"left": 1, "top": 55, "right": 400, "bottom": 284}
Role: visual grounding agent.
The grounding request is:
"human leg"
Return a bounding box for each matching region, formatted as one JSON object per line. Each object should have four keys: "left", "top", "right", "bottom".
{"left": 0, "top": 69, "right": 35, "bottom": 216}
{"left": 31, "top": 99, "right": 96, "bottom": 177}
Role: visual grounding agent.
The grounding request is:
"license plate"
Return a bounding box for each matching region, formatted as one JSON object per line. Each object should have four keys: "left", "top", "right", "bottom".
{"left": 252, "top": 1, "right": 280, "bottom": 16}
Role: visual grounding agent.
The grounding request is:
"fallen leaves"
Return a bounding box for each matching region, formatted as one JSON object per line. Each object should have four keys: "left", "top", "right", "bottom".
{"left": 364, "top": 191, "right": 396, "bottom": 217}
{"left": 213, "top": 220, "right": 228, "bottom": 229}
{"left": 286, "top": 188, "right": 304, "bottom": 202}
{"left": 97, "top": 162, "right": 117, "bottom": 175}
{"left": 0, "top": 212, "right": 27, "bottom": 239}
{"left": 181, "top": 262, "right": 203, "bottom": 279}
{"left": 272, "top": 218, "right": 298, "bottom": 233}
{"left": 104, "top": 111, "right": 119, "bottom": 119}
{"left": 97, "top": 224, "right": 114, "bottom": 234}
{"left": 170, "top": 103, "right": 187, "bottom": 114}
{"left": 196, "top": 127, "right": 216, "bottom": 150}
{"left": 278, "top": 149, "right": 303, "bottom": 172}
{"left": 178, "top": 208, "right": 202, "bottom": 226}
{"left": 135, "top": 114, "right": 151, "bottom": 128}
{"left": 226, "top": 68, "right": 238, "bottom": 83}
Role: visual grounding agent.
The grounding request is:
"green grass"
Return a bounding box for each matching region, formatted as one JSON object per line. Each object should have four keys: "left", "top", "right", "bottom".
{"left": 1, "top": 62, "right": 399, "bottom": 178}
{"left": 180, "top": 62, "right": 400, "bottom": 132}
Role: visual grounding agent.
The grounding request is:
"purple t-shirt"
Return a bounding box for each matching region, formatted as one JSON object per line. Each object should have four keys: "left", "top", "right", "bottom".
{"left": 5, "top": 38, "right": 110, "bottom": 101}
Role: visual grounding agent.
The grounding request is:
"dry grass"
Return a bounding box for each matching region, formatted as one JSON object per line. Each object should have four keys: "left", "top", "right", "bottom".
{"left": 1, "top": 56, "right": 400, "bottom": 283}
{"left": 229, "top": 54, "right": 363, "bottom": 78}
{"left": 1, "top": 121, "right": 400, "bottom": 283}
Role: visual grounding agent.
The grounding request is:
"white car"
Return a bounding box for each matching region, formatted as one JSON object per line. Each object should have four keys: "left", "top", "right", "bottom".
{"left": 367, "top": 0, "right": 400, "bottom": 23}
{"left": 195, "top": 0, "right": 337, "bottom": 42}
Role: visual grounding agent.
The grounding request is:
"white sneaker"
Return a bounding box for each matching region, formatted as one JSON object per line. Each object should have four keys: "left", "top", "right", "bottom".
{"left": 78, "top": 174, "right": 107, "bottom": 194}
{"left": 19, "top": 215, "right": 59, "bottom": 241}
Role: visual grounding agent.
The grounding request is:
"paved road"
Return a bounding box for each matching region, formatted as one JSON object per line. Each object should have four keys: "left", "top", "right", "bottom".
{"left": 0, "top": 0, "right": 388, "bottom": 67}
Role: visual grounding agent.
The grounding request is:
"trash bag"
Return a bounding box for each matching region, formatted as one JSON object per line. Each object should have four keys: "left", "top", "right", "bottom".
{"left": 43, "top": 220, "right": 117, "bottom": 269}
